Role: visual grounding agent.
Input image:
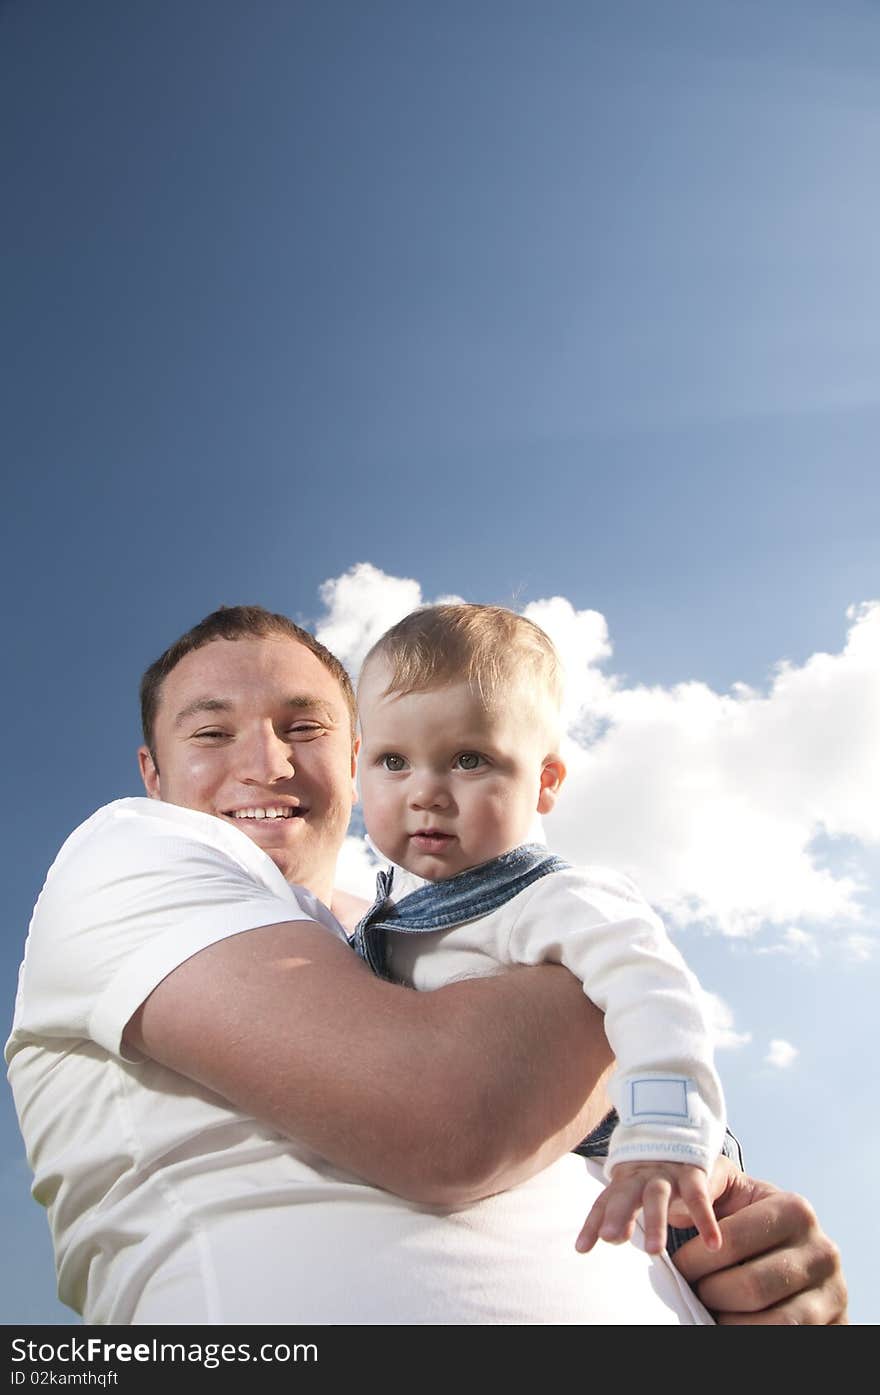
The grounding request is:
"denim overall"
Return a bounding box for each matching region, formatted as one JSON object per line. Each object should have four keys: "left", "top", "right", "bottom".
{"left": 350, "top": 843, "right": 743, "bottom": 1256}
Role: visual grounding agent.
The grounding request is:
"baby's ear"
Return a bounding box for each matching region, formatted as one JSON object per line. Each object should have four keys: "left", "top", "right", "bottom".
{"left": 537, "top": 756, "right": 567, "bottom": 814}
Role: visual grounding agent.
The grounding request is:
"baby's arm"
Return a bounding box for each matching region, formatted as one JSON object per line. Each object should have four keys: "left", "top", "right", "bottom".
{"left": 576, "top": 1159, "right": 722, "bottom": 1254}
{"left": 505, "top": 868, "right": 728, "bottom": 1246}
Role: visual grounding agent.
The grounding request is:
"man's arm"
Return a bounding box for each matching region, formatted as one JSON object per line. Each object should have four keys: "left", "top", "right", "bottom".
{"left": 125, "top": 918, "right": 614, "bottom": 1206}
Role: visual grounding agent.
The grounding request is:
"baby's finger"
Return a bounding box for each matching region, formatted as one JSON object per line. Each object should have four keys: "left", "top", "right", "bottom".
{"left": 639, "top": 1177, "right": 673, "bottom": 1255}
{"left": 679, "top": 1173, "right": 723, "bottom": 1252}
{"left": 593, "top": 1179, "right": 644, "bottom": 1245}
{"left": 575, "top": 1197, "right": 606, "bottom": 1254}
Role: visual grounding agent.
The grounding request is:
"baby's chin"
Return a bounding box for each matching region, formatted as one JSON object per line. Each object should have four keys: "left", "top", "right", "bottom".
{"left": 399, "top": 845, "right": 522, "bottom": 882}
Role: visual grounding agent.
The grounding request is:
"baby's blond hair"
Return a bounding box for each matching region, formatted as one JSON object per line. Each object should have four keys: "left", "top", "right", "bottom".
{"left": 359, "top": 603, "right": 564, "bottom": 741}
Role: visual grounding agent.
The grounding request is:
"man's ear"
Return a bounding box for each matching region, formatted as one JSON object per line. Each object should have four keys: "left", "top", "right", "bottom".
{"left": 350, "top": 735, "right": 361, "bottom": 803}
{"left": 138, "top": 746, "right": 162, "bottom": 799}
{"left": 537, "top": 755, "right": 567, "bottom": 815}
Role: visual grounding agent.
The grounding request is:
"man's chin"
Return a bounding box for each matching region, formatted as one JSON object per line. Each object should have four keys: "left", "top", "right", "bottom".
{"left": 235, "top": 821, "right": 338, "bottom": 894}
{"left": 257, "top": 839, "right": 316, "bottom": 888}
{"left": 224, "top": 814, "right": 303, "bottom": 862}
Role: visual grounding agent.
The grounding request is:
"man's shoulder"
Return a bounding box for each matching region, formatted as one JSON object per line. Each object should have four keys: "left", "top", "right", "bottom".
{"left": 60, "top": 796, "right": 243, "bottom": 852}
{"left": 54, "top": 797, "right": 278, "bottom": 870}
{"left": 41, "top": 798, "right": 293, "bottom": 906}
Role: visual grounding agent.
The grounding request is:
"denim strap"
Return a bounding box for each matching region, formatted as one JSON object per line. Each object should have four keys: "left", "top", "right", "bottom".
{"left": 350, "top": 844, "right": 570, "bottom": 979}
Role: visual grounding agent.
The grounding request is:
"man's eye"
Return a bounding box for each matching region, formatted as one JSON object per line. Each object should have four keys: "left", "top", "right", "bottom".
{"left": 193, "top": 729, "right": 228, "bottom": 740}
{"left": 456, "top": 752, "right": 484, "bottom": 770}
{"left": 288, "top": 723, "right": 323, "bottom": 737}
{"left": 381, "top": 754, "right": 407, "bottom": 771}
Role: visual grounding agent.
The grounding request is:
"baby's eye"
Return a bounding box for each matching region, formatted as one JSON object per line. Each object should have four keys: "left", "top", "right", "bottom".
{"left": 456, "top": 752, "right": 485, "bottom": 770}
{"left": 381, "top": 753, "right": 408, "bottom": 771}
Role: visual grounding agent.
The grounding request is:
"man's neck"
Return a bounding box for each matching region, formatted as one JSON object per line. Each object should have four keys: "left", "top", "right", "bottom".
{"left": 329, "top": 887, "right": 371, "bottom": 933}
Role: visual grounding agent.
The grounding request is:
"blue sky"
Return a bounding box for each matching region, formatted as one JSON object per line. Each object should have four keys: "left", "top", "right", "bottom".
{"left": 2, "top": 0, "right": 878, "bottom": 1323}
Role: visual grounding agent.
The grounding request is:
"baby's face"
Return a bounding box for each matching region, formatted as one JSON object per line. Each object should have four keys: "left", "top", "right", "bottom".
{"left": 357, "top": 660, "right": 564, "bottom": 881}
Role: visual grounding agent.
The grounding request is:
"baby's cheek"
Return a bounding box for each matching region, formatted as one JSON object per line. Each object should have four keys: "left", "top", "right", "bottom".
{"left": 382, "top": 802, "right": 409, "bottom": 851}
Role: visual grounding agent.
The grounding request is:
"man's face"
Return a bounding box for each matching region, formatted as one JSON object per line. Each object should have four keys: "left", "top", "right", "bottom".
{"left": 138, "top": 635, "right": 358, "bottom": 901}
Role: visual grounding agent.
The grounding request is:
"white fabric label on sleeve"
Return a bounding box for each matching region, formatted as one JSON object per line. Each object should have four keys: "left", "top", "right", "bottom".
{"left": 623, "top": 1075, "right": 696, "bottom": 1126}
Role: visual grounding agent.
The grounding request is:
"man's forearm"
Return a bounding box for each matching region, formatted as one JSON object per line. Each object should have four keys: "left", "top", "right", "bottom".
{"left": 426, "top": 961, "right": 614, "bottom": 1202}
{"left": 127, "top": 919, "right": 613, "bottom": 1205}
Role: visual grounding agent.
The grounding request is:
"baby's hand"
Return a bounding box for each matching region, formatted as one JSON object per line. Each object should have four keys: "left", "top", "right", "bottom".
{"left": 575, "top": 1161, "right": 723, "bottom": 1256}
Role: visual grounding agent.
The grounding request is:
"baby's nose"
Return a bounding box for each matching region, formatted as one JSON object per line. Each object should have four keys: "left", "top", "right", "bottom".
{"left": 410, "top": 778, "right": 452, "bottom": 810}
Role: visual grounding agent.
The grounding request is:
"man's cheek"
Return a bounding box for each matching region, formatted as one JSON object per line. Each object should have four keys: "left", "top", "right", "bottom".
{"left": 169, "top": 755, "right": 221, "bottom": 808}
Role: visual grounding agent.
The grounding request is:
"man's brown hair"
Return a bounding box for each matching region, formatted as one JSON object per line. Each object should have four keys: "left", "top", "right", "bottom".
{"left": 359, "top": 603, "right": 564, "bottom": 733}
{"left": 140, "top": 605, "right": 357, "bottom": 761}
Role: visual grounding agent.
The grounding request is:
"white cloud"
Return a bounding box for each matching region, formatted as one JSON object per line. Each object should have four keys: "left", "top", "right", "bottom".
{"left": 521, "top": 596, "right": 615, "bottom": 736}
{"left": 701, "top": 991, "right": 752, "bottom": 1051}
{"left": 334, "top": 834, "right": 384, "bottom": 900}
{"left": 546, "top": 602, "right": 880, "bottom": 936}
{"left": 783, "top": 927, "right": 819, "bottom": 954}
{"left": 315, "top": 562, "right": 423, "bottom": 675}
{"left": 757, "top": 927, "right": 821, "bottom": 961}
{"left": 765, "top": 1039, "right": 799, "bottom": 1069}
{"left": 314, "top": 561, "right": 464, "bottom": 676}
{"left": 844, "top": 933, "right": 874, "bottom": 962}
{"left": 311, "top": 565, "right": 880, "bottom": 941}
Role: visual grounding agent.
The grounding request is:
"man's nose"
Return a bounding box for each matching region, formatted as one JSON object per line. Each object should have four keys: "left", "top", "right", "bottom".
{"left": 238, "top": 726, "right": 295, "bottom": 784}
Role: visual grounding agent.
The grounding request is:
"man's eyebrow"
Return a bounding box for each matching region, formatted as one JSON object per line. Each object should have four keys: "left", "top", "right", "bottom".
{"left": 173, "top": 695, "right": 339, "bottom": 728}
{"left": 281, "top": 695, "right": 339, "bottom": 722}
{"left": 173, "top": 698, "right": 233, "bottom": 728}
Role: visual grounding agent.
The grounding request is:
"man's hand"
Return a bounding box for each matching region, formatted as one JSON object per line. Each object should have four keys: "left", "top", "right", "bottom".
{"left": 576, "top": 1159, "right": 722, "bottom": 1256}
{"left": 671, "top": 1159, "right": 848, "bottom": 1325}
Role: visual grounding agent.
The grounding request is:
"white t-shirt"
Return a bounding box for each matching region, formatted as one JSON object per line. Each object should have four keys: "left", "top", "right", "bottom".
{"left": 6, "top": 799, "right": 712, "bottom": 1325}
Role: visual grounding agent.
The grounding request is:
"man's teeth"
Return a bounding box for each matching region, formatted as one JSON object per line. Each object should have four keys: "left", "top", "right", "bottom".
{"left": 231, "top": 808, "right": 297, "bottom": 820}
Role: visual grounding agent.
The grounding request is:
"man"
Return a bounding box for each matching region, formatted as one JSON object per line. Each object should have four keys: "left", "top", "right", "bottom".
{"left": 6, "top": 606, "right": 847, "bottom": 1324}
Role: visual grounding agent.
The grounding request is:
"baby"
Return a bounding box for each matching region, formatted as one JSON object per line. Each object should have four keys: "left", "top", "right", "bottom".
{"left": 353, "top": 602, "right": 725, "bottom": 1256}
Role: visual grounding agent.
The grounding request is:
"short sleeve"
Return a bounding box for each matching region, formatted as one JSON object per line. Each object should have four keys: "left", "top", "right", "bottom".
{"left": 7, "top": 799, "right": 338, "bottom": 1062}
